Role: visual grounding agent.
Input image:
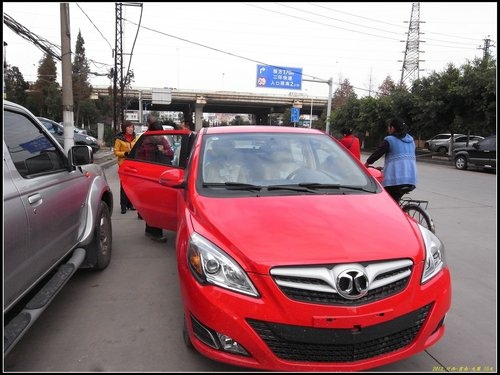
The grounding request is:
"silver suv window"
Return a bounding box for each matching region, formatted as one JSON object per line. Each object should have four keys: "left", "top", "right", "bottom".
{"left": 4, "top": 110, "right": 66, "bottom": 177}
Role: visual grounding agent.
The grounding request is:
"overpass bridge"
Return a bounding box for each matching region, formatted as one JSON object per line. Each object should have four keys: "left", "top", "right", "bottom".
{"left": 92, "top": 86, "right": 329, "bottom": 128}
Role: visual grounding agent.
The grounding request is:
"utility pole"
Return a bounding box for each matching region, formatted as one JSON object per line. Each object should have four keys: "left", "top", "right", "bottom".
{"left": 60, "top": 3, "right": 74, "bottom": 153}
{"left": 399, "top": 2, "right": 425, "bottom": 86}
{"left": 479, "top": 36, "right": 495, "bottom": 60}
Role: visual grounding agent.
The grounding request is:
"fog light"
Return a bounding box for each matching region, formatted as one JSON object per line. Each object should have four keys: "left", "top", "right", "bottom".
{"left": 216, "top": 332, "right": 249, "bottom": 356}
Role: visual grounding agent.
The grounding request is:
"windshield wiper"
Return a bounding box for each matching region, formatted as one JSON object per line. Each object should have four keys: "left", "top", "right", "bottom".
{"left": 203, "top": 182, "right": 263, "bottom": 191}
{"left": 296, "top": 183, "right": 376, "bottom": 192}
{"left": 266, "top": 184, "right": 320, "bottom": 193}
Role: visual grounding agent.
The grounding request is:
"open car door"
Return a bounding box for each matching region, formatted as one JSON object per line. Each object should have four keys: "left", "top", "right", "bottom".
{"left": 119, "top": 129, "right": 193, "bottom": 231}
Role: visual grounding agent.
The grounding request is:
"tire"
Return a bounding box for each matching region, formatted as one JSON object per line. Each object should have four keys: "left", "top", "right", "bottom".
{"left": 402, "top": 204, "right": 435, "bottom": 233}
{"left": 455, "top": 155, "right": 468, "bottom": 170}
{"left": 85, "top": 201, "right": 112, "bottom": 270}
{"left": 437, "top": 146, "right": 447, "bottom": 155}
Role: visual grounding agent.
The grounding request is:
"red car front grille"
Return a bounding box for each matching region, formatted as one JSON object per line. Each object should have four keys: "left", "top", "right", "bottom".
{"left": 247, "top": 303, "right": 431, "bottom": 363}
{"left": 272, "top": 262, "right": 413, "bottom": 306}
{"left": 278, "top": 275, "right": 410, "bottom": 306}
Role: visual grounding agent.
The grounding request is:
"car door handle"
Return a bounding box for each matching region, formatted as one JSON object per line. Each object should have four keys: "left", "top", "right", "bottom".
{"left": 28, "top": 193, "right": 42, "bottom": 205}
{"left": 121, "top": 166, "right": 138, "bottom": 173}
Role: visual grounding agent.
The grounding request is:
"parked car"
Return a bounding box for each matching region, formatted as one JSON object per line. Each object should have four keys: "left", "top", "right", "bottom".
{"left": 452, "top": 135, "right": 484, "bottom": 150}
{"left": 3, "top": 100, "right": 114, "bottom": 356}
{"left": 424, "top": 133, "right": 465, "bottom": 154}
{"left": 37, "top": 117, "right": 100, "bottom": 153}
{"left": 454, "top": 135, "right": 496, "bottom": 170}
{"left": 119, "top": 126, "right": 451, "bottom": 371}
{"left": 74, "top": 127, "right": 88, "bottom": 135}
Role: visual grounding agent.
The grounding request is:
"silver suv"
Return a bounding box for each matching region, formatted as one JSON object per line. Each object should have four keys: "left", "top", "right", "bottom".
{"left": 3, "top": 100, "right": 114, "bottom": 356}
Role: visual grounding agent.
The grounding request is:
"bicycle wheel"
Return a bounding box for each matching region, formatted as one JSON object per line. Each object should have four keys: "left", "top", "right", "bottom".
{"left": 402, "top": 204, "right": 436, "bottom": 233}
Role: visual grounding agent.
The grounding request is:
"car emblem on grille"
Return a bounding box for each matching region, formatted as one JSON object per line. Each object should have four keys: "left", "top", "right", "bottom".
{"left": 336, "top": 268, "right": 369, "bottom": 300}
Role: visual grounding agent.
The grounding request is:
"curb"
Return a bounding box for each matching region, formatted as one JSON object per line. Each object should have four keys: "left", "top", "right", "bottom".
{"left": 93, "top": 151, "right": 117, "bottom": 169}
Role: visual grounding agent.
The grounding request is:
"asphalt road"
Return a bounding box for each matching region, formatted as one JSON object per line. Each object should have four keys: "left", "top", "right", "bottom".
{"left": 3, "top": 154, "right": 497, "bottom": 372}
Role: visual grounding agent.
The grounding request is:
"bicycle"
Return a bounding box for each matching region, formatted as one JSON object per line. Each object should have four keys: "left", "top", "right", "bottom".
{"left": 368, "top": 166, "right": 436, "bottom": 233}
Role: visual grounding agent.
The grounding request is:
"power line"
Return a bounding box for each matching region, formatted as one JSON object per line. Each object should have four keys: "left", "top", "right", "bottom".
{"left": 254, "top": 3, "right": 487, "bottom": 49}
{"left": 3, "top": 12, "right": 61, "bottom": 61}
{"left": 247, "top": 3, "right": 402, "bottom": 42}
{"left": 309, "top": 2, "right": 485, "bottom": 43}
{"left": 75, "top": 2, "right": 113, "bottom": 51}
{"left": 124, "top": 3, "right": 143, "bottom": 87}
{"left": 3, "top": 12, "right": 112, "bottom": 78}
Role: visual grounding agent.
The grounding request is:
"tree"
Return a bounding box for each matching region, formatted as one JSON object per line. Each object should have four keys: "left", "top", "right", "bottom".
{"left": 29, "top": 54, "right": 61, "bottom": 119}
{"left": 332, "top": 79, "right": 357, "bottom": 110}
{"left": 457, "top": 57, "right": 496, "bottom": 135}
{"left": 72, "top": 31, "right": 93, "bottom": 127}
{"left": 4, "top": 65, "right": 29, "bottom": 105}
{"left": 377, "top": 76, "right": 397, "bottom": 97}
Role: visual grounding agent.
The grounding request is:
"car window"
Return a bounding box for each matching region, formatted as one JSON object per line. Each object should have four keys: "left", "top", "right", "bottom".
{"left": 39, "top": 118, "right": 61, "bottom": 135}
{"left": 4, "top": 110, "right": 67, "bottom": 177}
{"left": 129, "top": 132, "right": 188, "bottom": 167}
{"left": 478, "top": 137, "right": 496, "bottom": 150}
{"left": 132, "top": 133, "right": 175, "bottom": 165}
{"left": 434, "top": 135, "right": 450, "bottom": 141}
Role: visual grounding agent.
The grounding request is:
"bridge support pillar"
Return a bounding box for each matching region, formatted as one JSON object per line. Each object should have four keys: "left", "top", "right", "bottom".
{"left": 255, "top": 112, "right": 268, "bottom": 125}
{"left": 194, "top": 103, "right": 204, "bottom": 131}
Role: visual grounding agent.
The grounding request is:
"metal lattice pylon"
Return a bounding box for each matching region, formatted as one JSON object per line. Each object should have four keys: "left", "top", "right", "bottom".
{"left": 113, "top": 3, "right": 124, "bottom": 133}
{"left": 400, "top": 2, "right": 425, "bottom": 86}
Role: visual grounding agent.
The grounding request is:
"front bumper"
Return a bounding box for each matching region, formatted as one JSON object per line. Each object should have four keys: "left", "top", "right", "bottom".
{"left": 179, "top": 261, "right": 451, "bottom": 372}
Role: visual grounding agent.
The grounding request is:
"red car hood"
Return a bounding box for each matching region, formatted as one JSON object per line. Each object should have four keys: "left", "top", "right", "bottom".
{"left": 190, "top": 193, "right": 424, "bottom": 274}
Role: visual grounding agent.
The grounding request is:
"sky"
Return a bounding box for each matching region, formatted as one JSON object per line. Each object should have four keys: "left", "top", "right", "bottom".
{"left": 3, "top": 2, "right": 497, "bottom": 99}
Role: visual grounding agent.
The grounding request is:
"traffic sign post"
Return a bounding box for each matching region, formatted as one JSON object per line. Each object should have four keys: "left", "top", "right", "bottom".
{"left": 291, "top": 107, "right": 300, "bottom": 126}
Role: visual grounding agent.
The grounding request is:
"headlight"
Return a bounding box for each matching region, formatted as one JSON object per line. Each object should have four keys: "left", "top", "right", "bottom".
{"left": 419, "top": 224, "right": 446, "bottom": 284}
{"left": 187, "top": 233, "right": 260, "bottom": 297}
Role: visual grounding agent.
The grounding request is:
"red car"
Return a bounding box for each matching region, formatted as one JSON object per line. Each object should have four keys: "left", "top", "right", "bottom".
{"left": 119, "top": 126, "right": 451, "bottom": 371}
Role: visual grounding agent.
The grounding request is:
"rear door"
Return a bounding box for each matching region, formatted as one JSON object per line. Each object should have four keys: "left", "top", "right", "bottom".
{"left": 119, "top": 130, "right": 193, "bottom": 231}
{"left": 470, "top": 136, "right": 496, "bottom": 167}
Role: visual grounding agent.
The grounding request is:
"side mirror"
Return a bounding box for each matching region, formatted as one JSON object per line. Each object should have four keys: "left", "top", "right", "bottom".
{"left": 366, "top": 166, "right": 384, "bottom": 184}
{"left": 158, "top": 168, "right": 185, "bottom": 188}
{"left": 69, "top": 145, "right": 93, "bottom": 166}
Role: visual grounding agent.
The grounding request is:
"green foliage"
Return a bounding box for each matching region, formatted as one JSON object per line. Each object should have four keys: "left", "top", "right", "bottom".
{"left": 26, "top": 54, "right": 62, "bottom": 118}
{"left": 4, "top": 65, "right": 29, "bottom": 104}
{"left": 329, "top": 58, "right": 496, "bottom": 148}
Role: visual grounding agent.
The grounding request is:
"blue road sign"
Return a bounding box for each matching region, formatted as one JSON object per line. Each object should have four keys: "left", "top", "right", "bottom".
{"left": 291, "top": 107, "right": 300, "bottom": 123}
{"left": 256, "top": 65, "right": 302, "bottom": 90}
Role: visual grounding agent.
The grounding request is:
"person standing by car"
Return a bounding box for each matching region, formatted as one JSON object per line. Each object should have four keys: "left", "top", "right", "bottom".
{"left": 141, "top": 120, "right": 169, "bottom": 243}
{"left": 364, "top": 118, "right": 417, "bottom": 203}
{"left": 177, "top": 120, "right": 197, "bottom": 168}
{"left": 114, "top": 120, "right": 138, "bottom": 214}
{"left": 339, "top": 127, "right": 361, "bottom": 160}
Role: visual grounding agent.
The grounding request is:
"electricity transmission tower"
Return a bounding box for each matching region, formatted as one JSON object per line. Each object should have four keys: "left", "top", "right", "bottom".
{"left": 479, "top": 36, "right": 495, "bottom": 60}
{"left": 113, "top": 3, "right": 124, "bottom": 132}
{"left": 113, "top": 2, "right": 143, "bottom": 132}
{"left": 399, "top": 2, "right": 425, "bottom": 86}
